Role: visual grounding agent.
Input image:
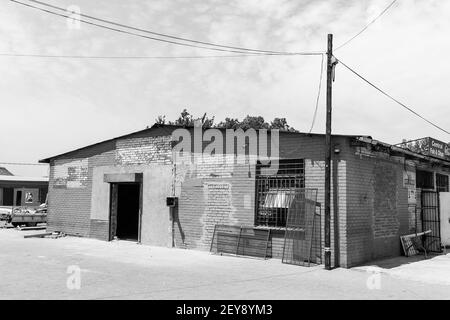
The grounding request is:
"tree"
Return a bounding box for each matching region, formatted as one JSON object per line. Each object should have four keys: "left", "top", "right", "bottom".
{"left": 156, "top": 109, "right": 215, "bottom": 128}
{"left": 216, "top": 117, "right": 240, "bottom": 129}
{"left": 155, "top": 109, "right": 298, "bottom": 131}
{"left": 239, "top": 116, "right": 270, "bottom": 130}
{"left": 270, "top": 117, "right": 297, "bottom": 132}
{"left": 154, "top": 115, "right": 166, "bottom": 125}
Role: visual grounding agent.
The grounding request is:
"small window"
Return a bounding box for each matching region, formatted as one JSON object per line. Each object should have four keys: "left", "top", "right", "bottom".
{"left": 436, "top": 173, "right": 449, "bottom": 192}
{"left": 416, "top": 170, "right": 434, "bottom": 189}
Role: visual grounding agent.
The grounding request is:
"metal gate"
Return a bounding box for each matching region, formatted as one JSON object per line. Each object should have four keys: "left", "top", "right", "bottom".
{"left": 421, "top": 191, "right": 442, "bottom": 252}
{"left": 282, "top": 189, "right": 321, "bottom": 266}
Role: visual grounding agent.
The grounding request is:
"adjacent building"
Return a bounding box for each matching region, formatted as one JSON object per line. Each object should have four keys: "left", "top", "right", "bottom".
{"left": 0, "top": 170, "right": 48, "bottom": 207}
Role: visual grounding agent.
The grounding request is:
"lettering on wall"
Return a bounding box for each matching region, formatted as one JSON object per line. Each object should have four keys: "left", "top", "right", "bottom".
{"left": 54, "top": 159, "right": 88, "bottom": 189}
{"left": 198, "top": 182, "right": 237, "bottom": 247}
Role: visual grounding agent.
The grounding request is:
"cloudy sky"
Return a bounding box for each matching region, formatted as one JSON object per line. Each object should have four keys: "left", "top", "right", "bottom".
{"left": 1, "top": 0, "right": 449, "bottom": 176}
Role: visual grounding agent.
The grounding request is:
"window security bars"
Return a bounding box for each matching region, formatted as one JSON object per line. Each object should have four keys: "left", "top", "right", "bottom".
{"left": 255, "top": 159, "right": 305, "bottom": 227}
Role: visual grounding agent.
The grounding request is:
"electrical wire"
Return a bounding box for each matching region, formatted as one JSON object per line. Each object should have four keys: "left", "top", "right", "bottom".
{"left": 336, "top": 57, "right": 450, "bottom": 135}
{"left": 335, "top": 0, "right": 398, "bottom": 51}
{"left": 10, "top": 0, "right": 272, "bottom": 56}
{"left": 26, "top": 0, "right": 323, "bottom": 56}
{"left": 12, "top": 0, "right": 322, "bottom": 56}
{"left": 308, "top": 53, "right": 325, "bottom": 134}
{"left": 0, "top": 52, "right": 290, "bottom": 59}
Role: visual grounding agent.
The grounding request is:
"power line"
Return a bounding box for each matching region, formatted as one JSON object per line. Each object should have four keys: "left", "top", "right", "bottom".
{"left": 9, "top": 0, "right": 267, "bottom": 56}
{"left": 13, "top": 0, "right": 322, "bottom": 56}
{"left": 308, "top": 53, "right": 325, "bottom": 134}
{"left": 337, "top": 57, "right": 450, "bottom": 135}
{"left": 335, "top": 0, "right": 398, "bottom": 51}
{"left": 0, "top": 52, "right": 292, "bottom": 60}
{"left": 27, "top": 0, "right": 322, "bottom": 56}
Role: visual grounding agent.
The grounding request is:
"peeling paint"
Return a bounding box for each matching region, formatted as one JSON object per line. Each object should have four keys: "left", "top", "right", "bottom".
{"left": 53, "top": 159, "right": 88, "bottom": 189}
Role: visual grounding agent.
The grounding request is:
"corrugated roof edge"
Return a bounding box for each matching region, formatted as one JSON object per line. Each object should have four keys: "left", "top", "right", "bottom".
{"left": 39, "top": 123, "right": 371, "bottom": 163}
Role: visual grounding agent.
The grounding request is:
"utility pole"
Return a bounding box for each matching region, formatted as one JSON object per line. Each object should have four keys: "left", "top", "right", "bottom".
{"left": 324, "top": 34, "right": 333, "bottom": 270}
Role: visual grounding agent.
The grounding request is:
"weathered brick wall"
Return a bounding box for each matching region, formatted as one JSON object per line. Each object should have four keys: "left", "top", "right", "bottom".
{"left": 345, "top": 148, "right": 410, "bottom": 266}
{"left": 47, "top": 144, "right": 116, "bottom": 237}
{"left": 116, "top": 136, "right": 172, "bottom": 165}
{"left": 172, "top": 134, "right": 350, "bottom": 263}
{"left": 174, "top": 154, "right": 255, "bottom": 250}
{"left": 47, "top": 134, "right": 173, "bottom": 239}
{"left": 47, "top": 127, "right": 449, "bottom": 268}
{"left": 279, "top": 134, "right": 349, "bottom": 267}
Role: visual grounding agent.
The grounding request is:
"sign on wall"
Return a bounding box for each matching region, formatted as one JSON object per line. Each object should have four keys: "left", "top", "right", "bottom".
{"left": 401, "top": 137, "right": 450, "bottom": 161}
{"left": 428, "top": 138, "right": 450, "bottom": 160}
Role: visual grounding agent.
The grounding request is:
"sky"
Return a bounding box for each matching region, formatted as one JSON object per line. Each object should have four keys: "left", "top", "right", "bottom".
{"left": 0, "top": 0, "right": 449, "bottom": 176}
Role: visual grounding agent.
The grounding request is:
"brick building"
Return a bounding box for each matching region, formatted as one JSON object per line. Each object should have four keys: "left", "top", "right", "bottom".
{"left": 39, "top": 124, "right": 450, "bottom": 268}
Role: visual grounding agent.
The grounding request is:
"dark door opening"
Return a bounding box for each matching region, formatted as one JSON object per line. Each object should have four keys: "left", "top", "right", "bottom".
{"left": 112, "top": 183, "right": 141, "bottom": 241}
{"left": 15, "top": 190, "right": 22, "bottom": 206}
{"left": 2, "top": 188, "right": 14, "bottom": 206}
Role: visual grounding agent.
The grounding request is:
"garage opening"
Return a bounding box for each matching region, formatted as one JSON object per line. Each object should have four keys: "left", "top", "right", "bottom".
{"left": 110, "top": 183, "right": 141, "bottom": 242}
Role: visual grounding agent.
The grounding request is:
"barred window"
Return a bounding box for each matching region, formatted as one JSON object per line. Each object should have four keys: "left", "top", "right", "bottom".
{"left": 255, "top": 159, "right": 305, "bottom": 227}
{"left": 436, "top": 173, "right": 449, "bottom": 192}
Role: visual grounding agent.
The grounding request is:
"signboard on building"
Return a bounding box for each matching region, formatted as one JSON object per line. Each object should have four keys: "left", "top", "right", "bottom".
{"left": 400, "top": 137, "right": 450, "bottom": 161}
{"left": 427, "top": 138, "right": 450, "bottom": 161}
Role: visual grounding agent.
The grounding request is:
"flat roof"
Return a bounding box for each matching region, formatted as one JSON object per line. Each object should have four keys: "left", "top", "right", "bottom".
{"left": 0, "top": 175, "right": 48, "bottom": 183}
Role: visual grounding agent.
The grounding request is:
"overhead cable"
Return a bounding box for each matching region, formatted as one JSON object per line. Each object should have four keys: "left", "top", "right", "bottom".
{"left": 13, "top": 0, "right": 322, "bottom": 56}
{"left": 308, "top": 54, "right": 325, "bottom": 134}
{"left": 335, "top": 0, "right": 398, "bottom": 51}
{"left": 337, "top": 57, "right": 450, "bottom": 135}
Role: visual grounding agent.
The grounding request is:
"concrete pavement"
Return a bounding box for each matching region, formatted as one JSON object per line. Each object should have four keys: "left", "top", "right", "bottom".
{"left": 0, "top": 228, "right": 449, "bottom": 299}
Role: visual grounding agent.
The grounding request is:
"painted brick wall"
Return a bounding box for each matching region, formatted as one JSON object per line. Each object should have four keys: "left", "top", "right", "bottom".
{"left": 46, "top": 127, "right": 448, "bottom": 268}
{"left": 47, "top": 144, "right": 116, "bottom": 237}
{"left": 174, "top": 154, "right": 255, "bottom": 250}
{"left": 172, "top": 134, "right": 350, "bottom": 265}
{"left": 47, "top": 134, "right": 173, "bottom": 239}
{"left": 116, "top": 136, "right": 172, "bottom": 165}
{"left": 344, "top": 149, "right": 410, "bottom": 267}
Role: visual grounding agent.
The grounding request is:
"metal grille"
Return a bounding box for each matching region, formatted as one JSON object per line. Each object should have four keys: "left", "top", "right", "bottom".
{"left": 421, "top": 191, "right": 442, "bottom": 252}
{"left": 210, "top": 225, "right": 271, "bottom": 259}
{"left": 282, "top": 189, "right": 321, "bottom": 266}
{"left": 436, "top": 173, "right": 449, "bottom": 192}
{"left": 255, "top": 159, "right": 305, "bottom": 227}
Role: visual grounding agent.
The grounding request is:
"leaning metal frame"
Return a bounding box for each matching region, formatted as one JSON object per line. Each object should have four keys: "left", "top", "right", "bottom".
{"left": 282, "top": 188, "right": 321, "bottom": 267}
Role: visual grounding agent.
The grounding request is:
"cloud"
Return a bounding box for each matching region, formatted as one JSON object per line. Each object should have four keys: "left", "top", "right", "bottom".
{"left": 1, "top": 0, "right": 449, "bottom": 177}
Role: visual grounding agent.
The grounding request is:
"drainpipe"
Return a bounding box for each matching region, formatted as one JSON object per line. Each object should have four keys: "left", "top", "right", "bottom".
{"left": 332, "top": 145, "right": 340, "bottom": 268}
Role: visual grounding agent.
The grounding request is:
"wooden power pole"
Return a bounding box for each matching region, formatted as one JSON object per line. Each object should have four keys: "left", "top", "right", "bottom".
{"left": 324, "top": 34, "right": 333, "bottom": 270}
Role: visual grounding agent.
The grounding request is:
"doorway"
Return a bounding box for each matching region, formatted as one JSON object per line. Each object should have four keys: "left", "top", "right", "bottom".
{"left": 15, "top": 190, "right": 22, "bottom": 206}
{"left": 110, "top": 183, "right": 141, "bottom": 242}
{"left": 421, "top": 191, "right": 442, "bottom": 252}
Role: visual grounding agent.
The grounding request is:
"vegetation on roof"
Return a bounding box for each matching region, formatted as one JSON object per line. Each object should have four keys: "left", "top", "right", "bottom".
{"left": 155, "top": 108, "right": 298, "bottom": 132}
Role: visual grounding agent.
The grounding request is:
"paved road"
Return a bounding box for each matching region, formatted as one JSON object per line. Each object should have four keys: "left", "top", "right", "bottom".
{"left": 0, "top": 228, "right": 449, "bottom": 299}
